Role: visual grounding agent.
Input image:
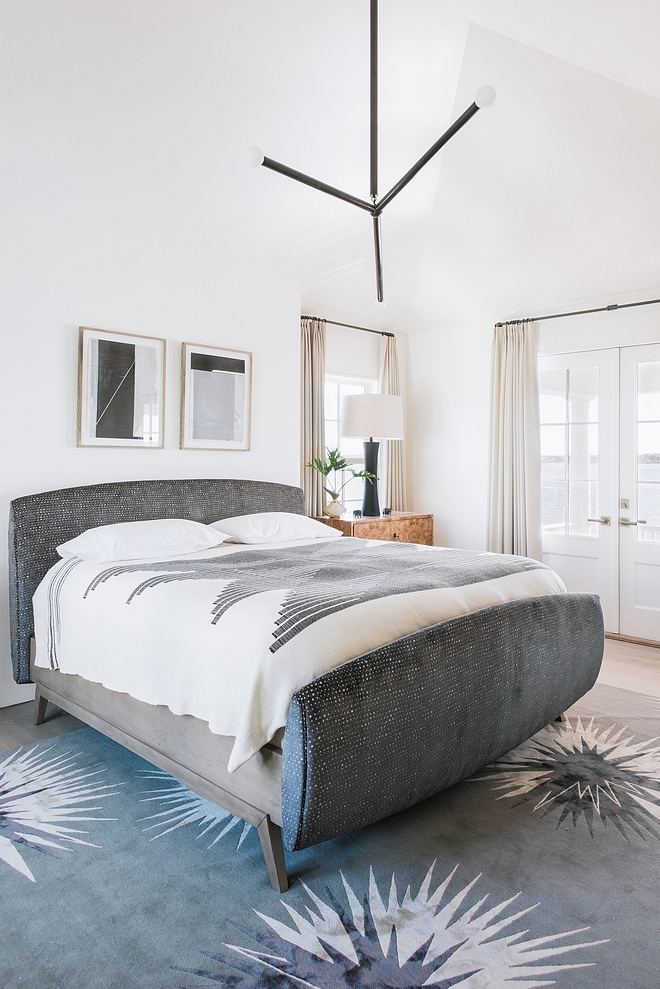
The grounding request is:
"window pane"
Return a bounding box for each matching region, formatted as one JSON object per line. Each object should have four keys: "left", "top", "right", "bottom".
{"left": 638, "top": 361, "right": 660, "bottom": 421}
{"left": 568, "top": 480, "right": 597, "bottom": 536}
{"left": 539, "top": 368, "right": 566, "bottom": 424}
{"left": 638, "top": 421, "right": 660, "bottom": 458}
{"left": 638, "top": 483, "right": 660, "bottom": 526}
{"left": 541, "top": 423, "right": 566, "bottom": 460}
{"left": 542, "top": 480, "right": 565, "bottom": 532}
{"left": 339, "top": 436, "right": 364, "bottom": 457}
{"left": 639, "top": 459, "right": 660, "bottom": 482}
{"left": 569, "top": 423, "right": 598, "bottom": 480}
{"left": 568, "top": 366, "right": 598, "bottom": 422}
{"left": 325, "top": 420, "right": 337, "bottom": 450}
{"left": 324, "top": 381, "right": 338, "bottom": 420}
{"left": 340, "top": 383, "right": 366, "bottom": 400}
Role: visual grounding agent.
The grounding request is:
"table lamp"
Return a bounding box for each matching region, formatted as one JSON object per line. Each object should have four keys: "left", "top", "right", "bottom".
{"left": 340, "top": 394, "right": 404, "bottom": 517}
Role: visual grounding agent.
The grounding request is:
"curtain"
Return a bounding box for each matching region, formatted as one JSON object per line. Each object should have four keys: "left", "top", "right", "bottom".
{"left": 300, "top": 317, "right": 326, "bottom": 517}
{"left": 379, "top": 335, "right": 406, "bottom": 511}
{"left": 487, "top": 320, "right": 542, "bottom": 560}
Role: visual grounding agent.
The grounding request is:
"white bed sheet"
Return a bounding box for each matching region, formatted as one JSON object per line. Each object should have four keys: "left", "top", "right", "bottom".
{"left": 33, "top": 538, "right": 566, "bottom": 771}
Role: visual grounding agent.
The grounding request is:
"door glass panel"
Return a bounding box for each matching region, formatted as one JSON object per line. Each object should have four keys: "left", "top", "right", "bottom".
{"left": 569, "top": 366, "right": 598, "bottom": 422}
{"left": 541, "top": 424, "right": 566, "bottom": 532}
{"left": 638, "top": 361, "right": 660, "bottom": 421}
{"left": 539, "top": 366, "right": 599, "bottom": 537}
{"left": 568, "top": 480, "right": 597, "bottom": 536}
{"left": 638, "top": 484, "right": 660, "bottom": 526}
{"left": 539, "top": 368, "right": 566, "bottom": 423}
{"left": 638, "top": 418, "right": 660, "bottom": 538}
{"left": 569, "top": 423, "right": 598, "bottom": 479}
{"left": 542, "top": 480, "right": 565, "bottom": 531}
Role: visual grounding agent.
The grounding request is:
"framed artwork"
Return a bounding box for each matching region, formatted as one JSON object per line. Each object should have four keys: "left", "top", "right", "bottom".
{"left": 180, "top": 342, "right": 252, "bottom": 451}
{"left": 77, "top": 327, "right": 166, "bottom": 448}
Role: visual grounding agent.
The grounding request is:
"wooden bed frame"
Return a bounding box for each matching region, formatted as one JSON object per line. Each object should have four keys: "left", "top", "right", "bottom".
{"left": 30, "top": 642, "right": 290, "bottom": 891}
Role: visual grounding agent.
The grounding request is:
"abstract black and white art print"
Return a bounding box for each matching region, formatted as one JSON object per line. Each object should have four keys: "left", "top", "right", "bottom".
{"left": 180, "top": 342, "right": 252, "bottom": 451}
{"left": 77, "top": 326, "right": 166, "bottom": 448}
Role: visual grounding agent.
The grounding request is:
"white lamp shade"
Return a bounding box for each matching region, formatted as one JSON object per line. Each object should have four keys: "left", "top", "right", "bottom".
{"left": 340, "top": 393, "right": 404, "bottom": 440}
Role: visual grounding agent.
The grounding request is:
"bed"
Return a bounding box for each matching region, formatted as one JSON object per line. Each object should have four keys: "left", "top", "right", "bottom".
{"left": 8, "top": 478, "right": 605, "bottom": 892}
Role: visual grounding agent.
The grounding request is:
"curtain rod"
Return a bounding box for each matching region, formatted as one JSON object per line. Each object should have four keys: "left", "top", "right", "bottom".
{"left": 495, "top": 296, "right": 660, "bottom": 327}
{"left": 301, "top": 314, "right": 394, "bottom": 338}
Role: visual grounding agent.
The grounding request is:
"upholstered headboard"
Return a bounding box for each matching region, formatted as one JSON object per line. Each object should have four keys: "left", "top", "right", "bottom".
{"left": 8, "top": 478, "right": 306, "bottom": 684}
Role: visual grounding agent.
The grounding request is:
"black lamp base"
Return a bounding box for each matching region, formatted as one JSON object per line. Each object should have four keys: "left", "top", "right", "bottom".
{"left": 362, "top": 440, "right": 380, "bottom": 517}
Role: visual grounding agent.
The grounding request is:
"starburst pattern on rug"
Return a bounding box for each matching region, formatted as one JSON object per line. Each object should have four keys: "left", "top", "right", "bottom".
{"left": 0, "top": 742, "right": 121, "bottom": 882}
{"left": 475, "top": 715, "right": 660, "bottom": 839}
{"left": 175, "top": 862, "right": 606, "bottom": 988}
{"left": 138, "top": 771, "right": 251, "bottom": 849}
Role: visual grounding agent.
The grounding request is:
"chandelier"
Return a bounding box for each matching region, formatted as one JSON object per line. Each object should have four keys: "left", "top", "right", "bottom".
{"left": 247, "top": 0, "right": 495, "bottom": 306}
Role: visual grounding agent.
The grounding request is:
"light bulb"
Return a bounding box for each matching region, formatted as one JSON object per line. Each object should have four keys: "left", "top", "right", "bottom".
{"left": 374, "top": 299, "right": 387, "bottom": 309}
{"left": 246, "top": 146, "right": 264, "bottom": 167}
{"left": 475, "top": 86, "right": 496, "bottom": 108}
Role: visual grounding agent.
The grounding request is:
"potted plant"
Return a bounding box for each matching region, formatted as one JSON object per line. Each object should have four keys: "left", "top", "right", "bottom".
{"left": 306, "top": 448, "right": 377, "bottom": 517}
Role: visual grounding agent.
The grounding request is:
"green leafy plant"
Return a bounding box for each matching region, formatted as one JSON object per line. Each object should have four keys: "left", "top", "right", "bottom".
{"left": 305, "top": 447, "right": 376, "bottom": 501}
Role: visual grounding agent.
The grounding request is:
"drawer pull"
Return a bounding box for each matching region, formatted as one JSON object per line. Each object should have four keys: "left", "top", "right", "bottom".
{"left": 392, "top": 532, "right": 398, "bottom": 539}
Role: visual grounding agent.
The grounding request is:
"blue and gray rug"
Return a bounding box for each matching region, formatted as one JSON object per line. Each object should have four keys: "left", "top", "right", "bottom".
{"left": 1, "top": 682, "right": 659, "bottom": 988}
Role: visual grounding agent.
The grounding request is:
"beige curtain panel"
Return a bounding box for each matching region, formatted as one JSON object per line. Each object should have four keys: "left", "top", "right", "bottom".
{"left": 300, "top": 317, "right": 326, "bottom": 517}
{"left": 487, "top": 320, "right": 542, "bottom": 560}
{"left": 380, "top": 335, "right": 406, "bottom": 512}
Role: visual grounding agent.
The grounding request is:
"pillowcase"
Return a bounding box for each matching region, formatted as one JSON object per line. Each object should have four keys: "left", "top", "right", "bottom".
{"left": 57, "top": 518, "right": 230, "bottom": 564}
{"left": 209, "top": 511, "right": 342, "bottom": 544}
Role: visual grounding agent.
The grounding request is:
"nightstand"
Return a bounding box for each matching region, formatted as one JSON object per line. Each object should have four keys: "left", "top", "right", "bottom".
{"left": 316, "top": 512, "right": 434, "bottom": 546}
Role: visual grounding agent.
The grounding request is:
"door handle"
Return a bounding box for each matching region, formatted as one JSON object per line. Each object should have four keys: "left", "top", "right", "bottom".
{"left": 587, "top": 516, "right": 611, "bottom": 525}
{"left": 620, "top": 517, "right": 647, "bottom": 526}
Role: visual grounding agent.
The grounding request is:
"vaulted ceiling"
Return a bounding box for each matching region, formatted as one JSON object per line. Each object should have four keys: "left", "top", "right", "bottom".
{"left": 2, "top": 1, "right": 660, "bottom": 333}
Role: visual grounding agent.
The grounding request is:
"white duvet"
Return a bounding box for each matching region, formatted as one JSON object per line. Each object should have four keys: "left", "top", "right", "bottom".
{"left": 33, "top": 537, "right": 565, "bottom": 771}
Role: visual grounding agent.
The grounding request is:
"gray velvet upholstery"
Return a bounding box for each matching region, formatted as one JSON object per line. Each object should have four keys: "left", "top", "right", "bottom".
{"left": 8, "top": 478, "right": 306, "bottom": 684}
{"left": 281, "top": 592, "right": 604, "bottom": 851}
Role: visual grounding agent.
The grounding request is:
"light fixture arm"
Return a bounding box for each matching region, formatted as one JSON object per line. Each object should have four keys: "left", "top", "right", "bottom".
{"left": 370, "top": 0, "right": 378, "bottom": 202}
{"left": 372, "top": 215, "right": 384, "bottom": 302}
{"left": 249, "top": 1, "right": 495, "bottom": 304}
{"left": 260, "top": 156, "right": 375, "bottom": 213}
{"left": 374, "top": 102, "right": 480, "bottom": 213}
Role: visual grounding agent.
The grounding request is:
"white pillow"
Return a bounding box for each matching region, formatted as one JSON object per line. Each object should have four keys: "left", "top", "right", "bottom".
{"left": 57, "top": 518, "right": 230, "bottom": 564}
{"left": 209, "top": 512, "right": 343, "bottom": 544}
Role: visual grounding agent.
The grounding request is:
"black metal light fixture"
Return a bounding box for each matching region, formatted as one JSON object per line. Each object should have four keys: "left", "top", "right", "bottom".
{"left": 247, "top": 0, "right": 496, "bottom": 306}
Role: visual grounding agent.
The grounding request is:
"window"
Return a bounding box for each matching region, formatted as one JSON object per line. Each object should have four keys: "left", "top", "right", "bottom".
{"left": 324, "top": 374, "right": 377, "bottom": 514}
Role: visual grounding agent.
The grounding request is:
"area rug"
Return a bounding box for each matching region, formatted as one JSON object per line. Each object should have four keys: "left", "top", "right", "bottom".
{"left": 1, "top": 682, "right": 659, "bottom": 989}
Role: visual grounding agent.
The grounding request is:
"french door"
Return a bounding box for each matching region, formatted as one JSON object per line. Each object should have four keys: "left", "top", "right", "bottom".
{"left": 539, "top": 343, "right": 660, "bottom": 641}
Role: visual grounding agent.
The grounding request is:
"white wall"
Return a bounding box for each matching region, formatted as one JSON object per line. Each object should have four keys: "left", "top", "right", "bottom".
{"left": 325, "top": 325, "right": 382, "bottom": 380}
{"left": 0, "top": 205, "right": 301, "bottom": 706}
{"left": 538, "top": 300, "right": 660, "bottom": 356}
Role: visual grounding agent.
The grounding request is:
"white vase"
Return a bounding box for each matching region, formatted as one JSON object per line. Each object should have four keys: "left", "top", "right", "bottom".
{"left": 323, "top": 499, "right": 346, "bottom": 518}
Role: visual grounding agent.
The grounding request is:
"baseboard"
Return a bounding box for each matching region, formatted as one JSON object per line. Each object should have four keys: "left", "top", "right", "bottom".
{"left": 606, "top": 632, "right": 660, "bottom": 650}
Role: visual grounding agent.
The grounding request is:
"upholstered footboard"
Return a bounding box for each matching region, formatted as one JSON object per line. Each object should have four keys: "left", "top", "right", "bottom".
{"left": 282, "top": 592, "right": 604, "bottom": 851}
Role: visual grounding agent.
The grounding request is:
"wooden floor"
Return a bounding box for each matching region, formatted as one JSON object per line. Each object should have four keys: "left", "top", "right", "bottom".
{"left": 600, "top": 635, "right": 660, "bottom": 698}
{"left": 1, "top": 637, "right": 659, "bottom": 753}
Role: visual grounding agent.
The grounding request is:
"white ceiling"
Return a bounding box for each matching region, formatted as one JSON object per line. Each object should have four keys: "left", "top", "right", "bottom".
{"left": 2, "top": 0, "right": 660, "bottom": 333}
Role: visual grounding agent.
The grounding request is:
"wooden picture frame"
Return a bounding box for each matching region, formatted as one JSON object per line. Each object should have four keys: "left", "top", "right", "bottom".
{"left": 180, "top": 342, "right": 252, "bottom": 451}
{"left": 77, "top": 326, "right": 166, "bottom": 448}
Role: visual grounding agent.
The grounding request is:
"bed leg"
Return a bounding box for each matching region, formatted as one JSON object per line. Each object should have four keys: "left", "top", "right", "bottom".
{"left": 257, "top": 816, "right": 289, "bottom": 893}
{"left": 34, "top": 686, "right": 48, "bottom": 726}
